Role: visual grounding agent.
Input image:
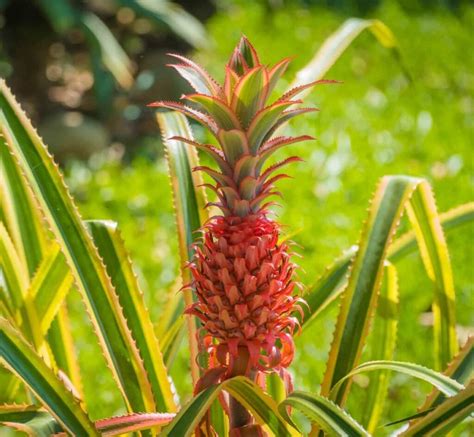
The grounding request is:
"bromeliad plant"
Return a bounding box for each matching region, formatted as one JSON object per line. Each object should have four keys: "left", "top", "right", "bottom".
{"left": 0, "top": 19, "right": 473, "bottom": 437}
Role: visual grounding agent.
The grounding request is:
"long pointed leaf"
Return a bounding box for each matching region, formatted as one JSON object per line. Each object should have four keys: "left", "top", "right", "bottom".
{"left": 362, "top": 262, "right": 399, "bottom": 433}
{"left": 28, "top": 244, "right": 73, "bottom": 335}
{"left": 289, "top": 18, "right": 400, "bottom": 97}
{"left": 0, "top": 317, "right": 98, "bottom": 435}
{"left": 329, "top": 360, "right": 464, "bottom": 401}
{"left": 321, "top": 175, "right": 420, "bottom": 405}
{"left": 279, "top": 391, "right": 369, "bottom": 437}
{"left": 87, "top": 219, "right": 177, "bottom": 412}
{"left": 401, "top": 382, "right": 473, "bottom": 436}
{"left": 0, "top": 405, "right": 62, "bottom": 437}
{"left": 156, "top": 111, "right": 208, "bottom": 384}
{"left": 302, "top": 202, "right": 473, "bottom": 330}
{"left": 0, "top": 79, "right": 155, "bottom": 413}
{"left": 162, "top": 376, "right": 299, "bottom": 436}
{"left": 405, "top": 181, "right": 458, "bottom": 369}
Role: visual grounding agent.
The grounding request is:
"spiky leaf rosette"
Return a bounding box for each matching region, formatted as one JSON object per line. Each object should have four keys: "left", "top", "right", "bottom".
{"left": 151, "top": 37, "right": 330, "bottom": 378}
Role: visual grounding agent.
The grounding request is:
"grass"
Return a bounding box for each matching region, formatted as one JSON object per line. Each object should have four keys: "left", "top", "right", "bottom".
{"left": 63, "top": 1, "right": 473, "bottom": 432}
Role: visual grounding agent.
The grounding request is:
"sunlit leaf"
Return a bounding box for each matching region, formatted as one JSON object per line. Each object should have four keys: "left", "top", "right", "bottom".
{"left": 362, "top": 262, "right": 399, "bottom": 433}
{"left": 0, "top": 79, "right": 156, "bottom": 414}
{"left": 0, "top": 317, "right": 98, "bottom": 435}
{"left": 400, "top": 382, "right": 473, "bottom": 436}
{"left": 161, "top": 376, "right": 299, "bottom": 436}
{"left": 279, "top": 391, "right": 369, "bottom": 436}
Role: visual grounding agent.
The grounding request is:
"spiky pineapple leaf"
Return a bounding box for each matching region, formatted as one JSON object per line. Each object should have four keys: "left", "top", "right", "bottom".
{"left": 0, "top": 142, "right": 45, "bottom": 275}
{"left": 87, "top": 220, "right": 177, "bottom": 412}
{"left": 420, "top": 337, "right": 474, "bottom": 411}
{"left": 28, "top": 244, "right": 73, "bottom": 335}
{"left": 1, "top": 127, "right": 82, "bottom": 401}
{"left": 156, "top": 111, "right": 208, "bottom": 383}
{"left": 47, "top": 307, "right": 83, "bottom": 400}
{"left": 279, "top": 391, "right": 369, "bottom": 436}
{"left": 95, "top": 412, "right": 175, "bottom": 436}
{"left": 289, "top": 18, "right": 400, "bottom": 97}
{"left": 405, "top": 182, "right": 458, "bottom": 370}
{"left": 0, "top": 405, "right": 63, "bottom": 437}
{"left": 302, "top": 202, "right": 473, "bottom": 329}
{"left": 321, "top": 176, "right": 420, "bottom": 404}
{"left": 161, "top": 376, "right": 299, "bottom": 437}
{"left": 362, "top": 262, "right": 399, "bottom": 433}
{"left": 318, "top": 176, "right": 460, "bottom": 407}
{"left": 329, "top": 360, "right": 464, "bottom": 402}
{"left": 0, "top": 318, "right": 98, "bottom": 435}
{"left": 0, "top": 79, "right": 156, "bottom": 414}
{"left": 400, "top": 382, "right": 474, "bottom": 436}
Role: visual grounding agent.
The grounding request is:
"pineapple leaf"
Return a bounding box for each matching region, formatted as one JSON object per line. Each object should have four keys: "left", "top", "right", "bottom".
{"left": 161, "top": 376, "right": 299, "bottom": 437}
{"left": 95, "top": 412, "right": 175, "bottom": 436}
{"left": 247, "top": 101, "right": 298, "bottom": 153}
{"left": 290, "top": 18, "right": 401, "bottom": 98}
{"left": 28, "top": 243, "right": 73, "bottom": 335}
{"left": 87, "top": 220, "right": 178, "bottom": 412}
{"left": 184, "top": 94, "right": 241, "bottom": 130}
{"left": 400, "top": 382, "right": 473, "bottom": 436}
{"left": 150, "top": 101, "right": 218, "bottom": 134}
{"left": 301, "top": 202, "right": 473, "bottom": 330}
{"left": 156, "top": 111, "right": 208, "bottom": 384}
{"left": 218, "top": 129, "right": 249, "bottom": 165}
{"left": 0, "top": 317, "right": 98, "bottom": 435}
{"left": 279, "top": 391, "right": 369, "bottom": 436}
{"left": 0, "top": 142, "right": 45, "bottom": 275}
{"left": 0, "top": 79, "right": 157, "bottom": 414}
{"left": 329, "top": 360, "right": 464, "bottom": 402}
{"left": 420, "top": 337, "right": 474, "bottom": 410}
{"left": 405, "top": 181, "right": 458, "bottom": 370}
{"left": 321, "top": 175, "right": 420, "bottom": 405}
{"left": 47, "top": 307, "right": 84, "bottom": 401}
{"left": 362, "top": 262, "right": 399, "bottom": 433}
{"left": 168, "top": 53, "right": 221, "bottom": 96}
{"left": 231, "top": 66, "right": 269, "bottom": 127}
{"left": 0, "top": 405, "right": 63, "bottom": 437}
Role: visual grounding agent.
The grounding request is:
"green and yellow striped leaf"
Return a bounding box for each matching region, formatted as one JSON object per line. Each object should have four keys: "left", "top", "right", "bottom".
{"left": 0, "top": 317, "right": 98, "bottom": 435}
{"left": 28, "top": 244, "right": 73, "bottom": 335}
{"left": 0, "top": 405, "right": 62, "bottom": 437}
{"left": 401, "top": 382, "right": 473, "bottom": 436}
{"left": 302, "top": 202, "right": 473, "bottom": 330}
{"left": 279, "top": 391, "right": 369, "bottom": 437}
{"left": 0, "top": 79, "right": 156, "bottom": 414}
{"left": 87, "top": 219, "right": 177, "bottom": 412}
{"left": 362, "top": 262, "right": 399, "bottom": 433}
{"left": 321, "top": 176, "right": 420, "bottom": 404}
{"left": 156, "top": 110, "right": 208, "bottom": 384}
{"left": 162, "top": 376, "right": 299, "bottom": 437}
{"left": 0, "top": 142, "right": 45, "bottom": 275}
{"left": 329, "top": 360, "right": 464, "bottom": 402}
{"left": 405, "top": 181, "right": 458, "bottom": 370}
{"left": 289, "top": 18, "right": 400, "bottom": 97}
{"left": 421, "top": 336, "right": 474, "bottom": 411}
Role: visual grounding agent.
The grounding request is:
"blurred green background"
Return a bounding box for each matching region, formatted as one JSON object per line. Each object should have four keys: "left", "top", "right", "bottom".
{"left": 2, "top": 0, "right": 473, "bottom": 434}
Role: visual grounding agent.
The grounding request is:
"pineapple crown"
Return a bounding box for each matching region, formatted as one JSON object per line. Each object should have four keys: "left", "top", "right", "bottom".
{"left": 150, "top": 36, "right": 334, "bottom": 217}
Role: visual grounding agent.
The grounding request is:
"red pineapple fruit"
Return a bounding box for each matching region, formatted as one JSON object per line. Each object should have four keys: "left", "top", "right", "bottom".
{"left": 151, "top": 36, "right": 332, "bottom": 432}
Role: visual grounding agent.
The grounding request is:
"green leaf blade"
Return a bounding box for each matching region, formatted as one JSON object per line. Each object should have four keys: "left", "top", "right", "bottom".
{"left": 87, "top": 219, "right": 177, "bottom": 412}
{"left": 0, "top": 318, "right": 98, "bottom": 435}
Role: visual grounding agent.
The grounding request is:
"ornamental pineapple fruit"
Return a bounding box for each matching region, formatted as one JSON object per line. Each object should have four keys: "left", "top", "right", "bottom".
{"left": 151, "top": 36, "right": 331, "bottom": 378}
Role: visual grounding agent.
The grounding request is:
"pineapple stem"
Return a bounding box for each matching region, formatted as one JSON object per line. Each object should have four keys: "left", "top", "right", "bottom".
{"left": 228, "top": 348, "right": 265, "bottom": 436}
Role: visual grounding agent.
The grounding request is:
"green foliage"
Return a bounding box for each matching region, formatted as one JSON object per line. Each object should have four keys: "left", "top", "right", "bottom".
{"left": 1, "top": 7, "right": 472, "bottom": 437}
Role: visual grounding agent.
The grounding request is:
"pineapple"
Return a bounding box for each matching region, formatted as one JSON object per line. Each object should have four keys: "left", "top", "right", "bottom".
{"left": 151, "top": 37, "right": 329, "bottom": 382}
